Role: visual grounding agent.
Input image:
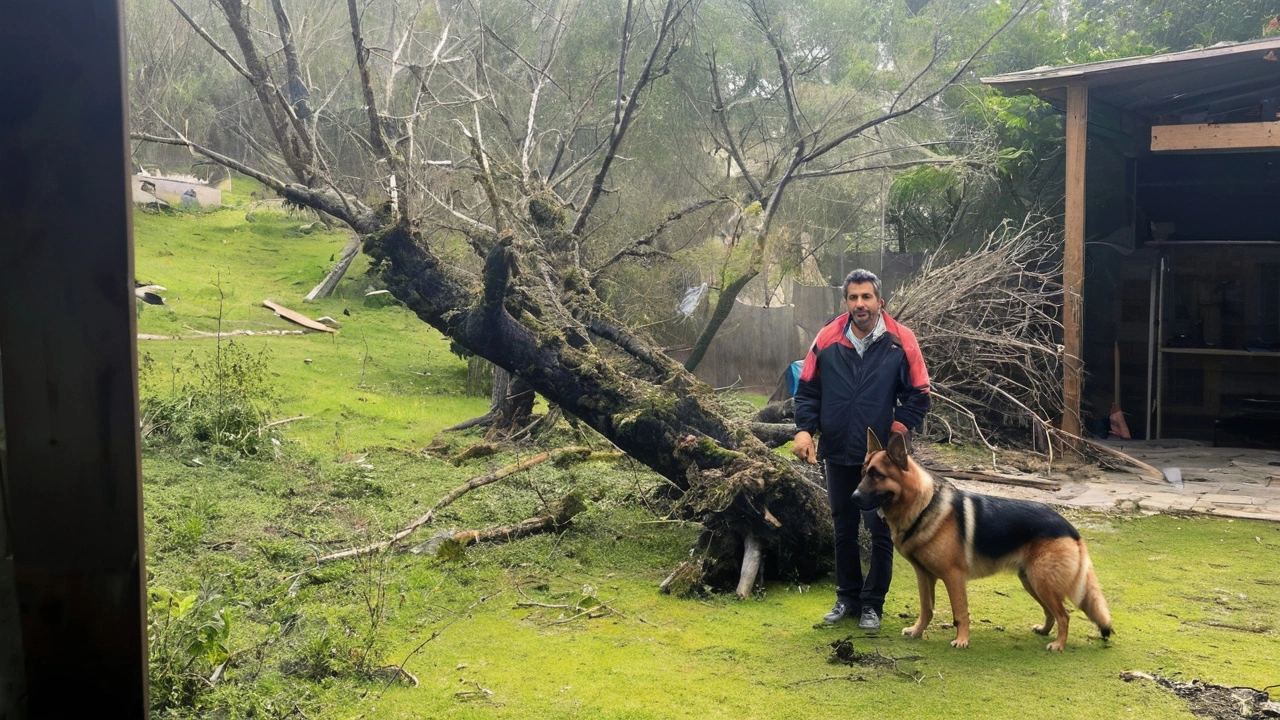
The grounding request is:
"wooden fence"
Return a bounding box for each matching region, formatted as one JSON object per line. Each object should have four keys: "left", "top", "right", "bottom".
{"left": 668, "top": 253, "right": 926, "bottom": 395}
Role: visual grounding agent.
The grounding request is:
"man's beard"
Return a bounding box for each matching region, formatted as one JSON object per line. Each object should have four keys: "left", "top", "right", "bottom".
{"left": 851, "top": 310, "right": 878, "bottom": 333}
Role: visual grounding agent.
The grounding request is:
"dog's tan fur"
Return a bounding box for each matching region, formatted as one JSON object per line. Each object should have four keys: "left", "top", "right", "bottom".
{"left": 858, "top": 430, "right": 1112, "bottom": 650}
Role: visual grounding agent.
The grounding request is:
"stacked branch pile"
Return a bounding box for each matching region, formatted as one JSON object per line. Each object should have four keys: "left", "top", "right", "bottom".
{"left": 892, "top": 218, "right": 1065, "bottom": 451}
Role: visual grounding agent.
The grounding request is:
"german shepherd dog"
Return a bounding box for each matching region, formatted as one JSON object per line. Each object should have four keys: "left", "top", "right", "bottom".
{"left": 852, "top": 429, "right": 1112, "bottom": 650}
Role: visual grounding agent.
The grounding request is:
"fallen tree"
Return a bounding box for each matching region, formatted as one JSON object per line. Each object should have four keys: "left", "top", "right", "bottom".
{"left": 139, "top": 0, "right": 1032, "bottom": 593}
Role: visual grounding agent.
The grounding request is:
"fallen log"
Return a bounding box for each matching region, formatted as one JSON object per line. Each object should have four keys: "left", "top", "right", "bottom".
{"left": 749, "top": 422, "right": 796, "bottom": 448}
{"left": 304, "top": 232, "right": 360, "bottom": 301}
{"left": 368, "top": 215, "right": 834, "bottom": 597}
{"left": 316, "top": 446, "right": 590, "bottom": 564}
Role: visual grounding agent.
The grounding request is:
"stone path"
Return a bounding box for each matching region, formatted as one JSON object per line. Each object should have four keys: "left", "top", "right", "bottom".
{"left": 947, "top": 439, "right": 1280, "bottom": 523}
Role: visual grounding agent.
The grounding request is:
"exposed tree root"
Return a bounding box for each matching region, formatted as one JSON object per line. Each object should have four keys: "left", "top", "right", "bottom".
{"left": 450, "top": 442, "right": 500, "bottom": 464}
{"left": 442, "top": 413, "right": 495, "bottom": 433}
{"left": 735, "top": 532, "right": 763, "bottom": 599}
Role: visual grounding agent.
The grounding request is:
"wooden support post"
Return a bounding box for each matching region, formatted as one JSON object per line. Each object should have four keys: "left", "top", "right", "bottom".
{"left": 1062, "top": 84, "right": 1088, "bottom": 438}
{"left": 0, "top": 1, "right": 149, "bottom": 716}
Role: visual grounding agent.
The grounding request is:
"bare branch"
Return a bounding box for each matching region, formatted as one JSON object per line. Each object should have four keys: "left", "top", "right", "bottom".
{"left": 571, "top": 0, "right": 690, "bottom": 236}
{"left": 801, "top": 0, "right": 1032, "bottom": 164}
{"left": 209, "top": 0, "right": 315, "bottom": 183}
{"left": 131, "top": 132, "right": 381, "bottom": 232}
{"left": 167, "top": 0, "right": 252, "bottom": 81}
{"left": 707, "top": 49, "right": 764, "bottom": 201}
{"left": 591, "top": 197, "right": 727, "bottom": 276}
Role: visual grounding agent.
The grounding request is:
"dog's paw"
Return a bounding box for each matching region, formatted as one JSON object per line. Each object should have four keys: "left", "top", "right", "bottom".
{"left": 950, "top": 637, "right": 969, "bottom": 649}
{"left": 1032, "top": 624, "right": 1052, "bottom": 636}
{"left": 902, "top": 626, "right": 924, "bottom": 639}
{"left": 1045, "top": 640, "right": 1065, "bottom": 652}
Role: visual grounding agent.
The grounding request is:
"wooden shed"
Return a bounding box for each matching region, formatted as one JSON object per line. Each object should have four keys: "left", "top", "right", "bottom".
{"left": 984, "top": 38, "right": 1280, "bottom": 447}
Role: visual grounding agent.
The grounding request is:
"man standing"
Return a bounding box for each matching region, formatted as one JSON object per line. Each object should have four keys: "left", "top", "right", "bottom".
{"left": 793, "top": 269, "right": 930, "bottom": 630}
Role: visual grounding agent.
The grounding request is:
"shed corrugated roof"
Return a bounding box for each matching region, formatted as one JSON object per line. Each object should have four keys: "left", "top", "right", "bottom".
{"left": 981, "top": 37, "right": 1280, "bottom": 121}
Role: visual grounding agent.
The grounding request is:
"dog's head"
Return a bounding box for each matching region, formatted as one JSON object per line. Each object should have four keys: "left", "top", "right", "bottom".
{"left": 851, "top": 428, "right": 914, "bottom": 511}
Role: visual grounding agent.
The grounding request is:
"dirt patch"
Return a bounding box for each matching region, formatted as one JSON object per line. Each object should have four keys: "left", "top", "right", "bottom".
{"left": 825, "top": 637, "right": 927, "bottom": 682}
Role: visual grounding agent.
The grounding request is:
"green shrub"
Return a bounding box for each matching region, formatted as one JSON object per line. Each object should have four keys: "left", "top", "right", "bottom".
{"left": 141, "top": 340, "right": 279, "bottom": 458}
{"left": 148, "top": 586, "right": 233, "bottom": 712}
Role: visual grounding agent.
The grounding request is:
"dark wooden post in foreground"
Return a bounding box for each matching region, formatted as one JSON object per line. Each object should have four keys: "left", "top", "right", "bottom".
{"left": 0, "top": 1, "right": 149, "bottom": 716}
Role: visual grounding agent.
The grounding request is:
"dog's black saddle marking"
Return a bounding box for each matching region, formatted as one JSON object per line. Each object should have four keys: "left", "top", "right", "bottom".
{"left": 958, "top": 492, "right": 1079, "bottom": 560}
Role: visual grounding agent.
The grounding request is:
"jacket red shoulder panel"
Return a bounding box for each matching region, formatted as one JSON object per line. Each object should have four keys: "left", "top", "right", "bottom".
{"left": 798, "top": 313, "right": 853, "bottom": 382}
{"left": 883, "top": 312, "right": 930, "bottom": 392}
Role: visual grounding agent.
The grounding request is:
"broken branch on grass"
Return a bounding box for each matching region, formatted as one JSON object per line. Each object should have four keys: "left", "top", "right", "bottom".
{"left": 373, "top": 592, "right": 502, "bottom": 701}
{"left": 440, "top": 493, "right": 586, "bottom": 553}
{"left": 261, "top": 415, "right": 307, "bottom": 430}
{"left": 454, "top": 680, "right": 494, "bottom": 700}
{"left": 316, "top": 446, "right": 590, "bottom": 564}
{"left": 546, "top": 597, "right": 623, "bottom": 625}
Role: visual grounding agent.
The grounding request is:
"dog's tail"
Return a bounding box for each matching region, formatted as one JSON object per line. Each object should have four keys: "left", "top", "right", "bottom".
{"left": 1071, "top": 541, "right": 1112, "bottom": 640}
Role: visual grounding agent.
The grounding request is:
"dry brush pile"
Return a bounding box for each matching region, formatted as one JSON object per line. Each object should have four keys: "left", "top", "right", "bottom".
{"left": 891, "top": 217, "right": 1065, "bottom": 453}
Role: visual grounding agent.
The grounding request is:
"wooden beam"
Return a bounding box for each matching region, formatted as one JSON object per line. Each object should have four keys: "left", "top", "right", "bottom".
{"left": 1151, "top": 120, "right": 1280, "bottom": 152}
{"left": 0, "top": 1, "right": 149, "bottom": 716}
{"left": 1062, "top": 84, "right": 1088, "bottom": 438}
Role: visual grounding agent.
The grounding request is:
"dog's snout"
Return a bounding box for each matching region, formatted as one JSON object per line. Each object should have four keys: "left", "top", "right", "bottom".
{"left": 851, "top": 488, "right": 886, "bottom": 511}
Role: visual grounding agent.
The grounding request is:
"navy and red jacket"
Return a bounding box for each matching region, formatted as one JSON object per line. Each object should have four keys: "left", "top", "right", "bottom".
{"left": 794, "top": 311, "right": 930, "bottom": 467}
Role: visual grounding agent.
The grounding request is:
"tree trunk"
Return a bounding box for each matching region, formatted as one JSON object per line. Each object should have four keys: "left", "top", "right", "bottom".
{"left": 487, "top": 367, "right": 534, "bottom": 437}
{"left": 683, "top": 270, "right": 757, "bottom": 373}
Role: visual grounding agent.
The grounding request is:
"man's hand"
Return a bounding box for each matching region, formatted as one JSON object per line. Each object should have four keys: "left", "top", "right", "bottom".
{"left": 792, "top": 431, "right": 817, "bottom": 464}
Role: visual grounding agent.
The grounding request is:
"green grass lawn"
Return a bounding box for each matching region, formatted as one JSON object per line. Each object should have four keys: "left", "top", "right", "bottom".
{"left": 134, "top": 182, "right": 488, "bottom": 453}
{"left": 136, "top": 187, "right": 1280, "bottom": 719}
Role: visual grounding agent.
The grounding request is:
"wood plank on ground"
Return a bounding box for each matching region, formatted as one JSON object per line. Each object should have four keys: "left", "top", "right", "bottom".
{"left": 263, "top": 299, "right": 337, "bottom": 333}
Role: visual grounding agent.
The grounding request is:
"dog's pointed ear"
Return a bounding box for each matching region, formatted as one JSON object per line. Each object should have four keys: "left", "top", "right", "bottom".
{"left": 866, "top": 428, "right": 883, "bottom": 455}
{"left": 886, "top": 430, "right": 910, "bottom": 470}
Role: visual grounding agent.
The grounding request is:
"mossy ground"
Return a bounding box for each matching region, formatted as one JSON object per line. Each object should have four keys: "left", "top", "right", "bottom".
{"left": 137, "top": 183, "right": 1280, "bottom": 719}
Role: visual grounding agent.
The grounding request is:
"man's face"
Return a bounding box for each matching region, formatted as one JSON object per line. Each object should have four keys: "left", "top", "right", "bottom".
{"left": 845, "top": 281, "right": 882, "bottom": 334}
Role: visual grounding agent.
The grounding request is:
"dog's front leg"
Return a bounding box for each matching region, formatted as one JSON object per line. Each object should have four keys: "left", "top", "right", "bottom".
{"left": 940, "top": 570, "right": 971, "bottom": 648}
{"left": 903, "top": 565, "right": 935, "bottom": 639}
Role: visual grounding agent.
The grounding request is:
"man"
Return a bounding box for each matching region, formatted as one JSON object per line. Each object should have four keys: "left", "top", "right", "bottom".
{"left": 793, "top": 269, "right": 930, "bottom": 630}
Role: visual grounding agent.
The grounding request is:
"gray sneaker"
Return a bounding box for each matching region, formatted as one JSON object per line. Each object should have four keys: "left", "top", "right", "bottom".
{"left": 823, "top": 601, "right": 851, "bottom": 624}
{"left": 858, "top": 607, "right": 881, "bottom": 631}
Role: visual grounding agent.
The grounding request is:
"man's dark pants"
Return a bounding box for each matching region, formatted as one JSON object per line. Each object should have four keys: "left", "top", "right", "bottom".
{"left": 825, "top": 461, "right": 893, "bottom": 615}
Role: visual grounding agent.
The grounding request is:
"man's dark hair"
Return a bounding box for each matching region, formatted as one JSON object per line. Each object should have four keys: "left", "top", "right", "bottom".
{"left": 843, "top": 268, "right": 882, "bottom": 299}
